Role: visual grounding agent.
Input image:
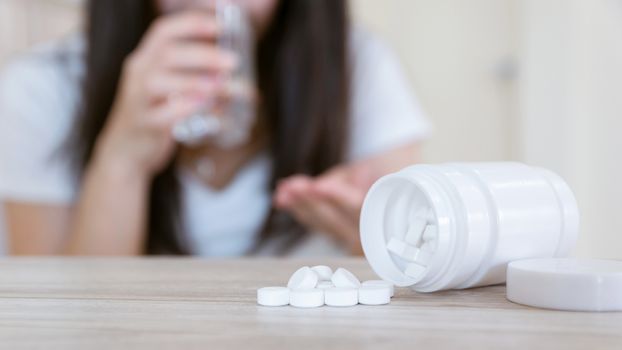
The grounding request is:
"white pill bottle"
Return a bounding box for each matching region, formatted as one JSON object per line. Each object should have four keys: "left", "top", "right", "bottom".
{"left": 360, "top": 162, "right": 579, "bottom": 293}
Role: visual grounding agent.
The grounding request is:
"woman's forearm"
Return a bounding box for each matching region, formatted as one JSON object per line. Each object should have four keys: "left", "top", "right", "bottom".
{"left": 67, "top": 155, "right": 150, "bottom": 255}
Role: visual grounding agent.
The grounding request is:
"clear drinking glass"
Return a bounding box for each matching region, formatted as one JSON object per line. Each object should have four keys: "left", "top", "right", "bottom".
{"left": 173, "top": 1, "right": 256, "bottom": 148}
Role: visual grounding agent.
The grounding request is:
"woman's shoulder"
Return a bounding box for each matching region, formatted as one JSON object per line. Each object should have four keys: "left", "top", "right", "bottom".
{"left": 4, "top": 32, "right": 85, "bottom": 71}
{"left": 0, "top": 33, "right": 85, "bottom": 98}
{"left": 0, "top": 34, "right": 86, "bottom": 203}
{"left": 0, "top": 33, "right": 85, "bottom": 131}
{"left": 349, "top": 26, "right": 398, "bottom": 68}
{"left": 346, "top": 26, "right": 432, "bottom": 161}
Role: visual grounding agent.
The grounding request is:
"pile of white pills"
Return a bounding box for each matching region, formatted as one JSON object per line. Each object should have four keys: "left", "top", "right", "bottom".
{"left": 386, "top": 208, "right": 438, "bottom": 282}
{"left": 257, "top": 265, "right": 394, "bottom": 308}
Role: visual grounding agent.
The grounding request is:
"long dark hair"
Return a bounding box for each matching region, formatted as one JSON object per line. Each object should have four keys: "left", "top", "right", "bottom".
{"left": 73, "top": 0, "right": 350, "bottom": 254}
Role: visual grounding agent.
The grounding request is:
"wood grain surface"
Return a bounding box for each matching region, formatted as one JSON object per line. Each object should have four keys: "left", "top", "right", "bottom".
{"left": 0, "top": 258, "right": 620, "bottom": 349}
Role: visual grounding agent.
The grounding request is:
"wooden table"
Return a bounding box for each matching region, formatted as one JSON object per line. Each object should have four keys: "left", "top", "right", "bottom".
{"left": 0, "top": 258, "right": 620, "bottom": 349}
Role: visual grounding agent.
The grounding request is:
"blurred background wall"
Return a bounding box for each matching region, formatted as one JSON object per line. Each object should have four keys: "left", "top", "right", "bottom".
{"left": 0, "top": 0, "right": 620, "bottom": 259}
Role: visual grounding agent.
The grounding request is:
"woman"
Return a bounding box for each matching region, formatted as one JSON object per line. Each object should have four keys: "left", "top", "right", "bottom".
{"left": 0, "top": 0, "right": 430, "bottom": 256}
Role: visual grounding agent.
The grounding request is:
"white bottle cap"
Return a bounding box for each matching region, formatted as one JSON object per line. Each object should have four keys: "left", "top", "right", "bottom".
{"left": 507, "top": 258, "right": 622, "bottom": 311}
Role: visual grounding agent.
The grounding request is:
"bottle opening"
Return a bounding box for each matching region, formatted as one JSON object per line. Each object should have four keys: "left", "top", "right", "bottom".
{"left": 361, "top": 174, "right": 443, "bottom": 287}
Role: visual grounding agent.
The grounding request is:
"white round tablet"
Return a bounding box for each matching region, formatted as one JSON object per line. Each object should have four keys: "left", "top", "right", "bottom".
{"left": 311, "top": 265, "right": 333, "bottom": 281}
{"left": 316, "top": 281, "right": 335, "bottom": 289}
{"left": 289, "top": 288, "right": 325, "bottom": 308}
{"left": 257, "top": 287, "right": 290, "bottom": 307}
{"left": 287, "top": 266, "right": 319, "bottom": 290}
{"left": 325, "top": 287, "right": 358, "bottom": 307}
{"left": 331, "top": 268, "right": 361, "bottom": 288}
{"left": 362, "top": 280, "right": 395, "bottom": 297}
{"left": 358, "top": 285, "right": 391, "bottom": 305}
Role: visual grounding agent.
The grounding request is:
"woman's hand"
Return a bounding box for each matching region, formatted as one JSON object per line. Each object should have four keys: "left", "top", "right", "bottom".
{"left": 274, "top": 143, "right": 422, "bottom": 255}
{"left": 274, "top": 165, "right": 370, "bottom": 255}
{"left": 93, "top": 12, "right": 237, "bottom": 179}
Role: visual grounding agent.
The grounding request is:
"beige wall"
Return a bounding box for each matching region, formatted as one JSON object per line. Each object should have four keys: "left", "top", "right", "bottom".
{"left": 352, "top": 0, "right": 520, "bottom": 163}
{"left": 1, "top": 0, "right": 621, "bottom": 259}
{"left": 518, "top": 0, "right": 622, "bottom": 259}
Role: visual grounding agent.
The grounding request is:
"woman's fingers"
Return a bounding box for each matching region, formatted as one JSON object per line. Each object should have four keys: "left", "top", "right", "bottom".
{"left": 118, "top": 11, "right": 238, "bottom": 133}
{"left": 314, "top": 177, "right": 366, "bottom": 221}
{"left": 140, "top": 12, "right": 220, "bottom": 54}
{"left": 97, "top": 12, "right": 230, "bottom": 178}
{"left": 276, "top": 176, "right": 317, "bottom": 225}
{"left": 149, "top": 94, "right": 207, "bottom": 128}
{"left": 292, "top": 191, "right": 362, "bottom": 254}
{"left": 275, "top": 176, "right": 311, "bottom": 206}
{"left": 161, "top": 43, "right": 237, "bottom": 73}
{"left": 274, "top": 175, "right": 310, "bottom": 208}
{"left": 126, "top": 13, "right": 222, "bottom": 78}
{"left": 275, "top": 175, "right": 363, "bottom": 254}
{"left": 145, "top": 72, "right": 222, "bottom": 101}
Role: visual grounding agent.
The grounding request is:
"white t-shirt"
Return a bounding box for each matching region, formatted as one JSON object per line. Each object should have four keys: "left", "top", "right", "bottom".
{"left": 0, "top": 29, "right": 431, "bottom": 256}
